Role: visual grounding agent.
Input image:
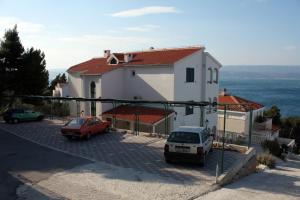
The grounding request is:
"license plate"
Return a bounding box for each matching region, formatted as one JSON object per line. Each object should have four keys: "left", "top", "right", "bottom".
{"left": 175, "top": 147, "right": 190, "bottom": 153}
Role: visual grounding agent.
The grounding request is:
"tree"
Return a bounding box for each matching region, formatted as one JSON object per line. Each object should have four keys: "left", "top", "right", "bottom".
{"left": 0, "top": 25, "right": 24, "bottom": 94}
{"left": 49, "top": 73, "right": 67, "bottom": 91}
{"left": 264, "top": 105, "right": 281, "bottom": 125}
{"left": 18, "top": 47, "right": 49, "bottom": 95}
{"left": 0, "top": 25, "right": 49, "bottom": 104}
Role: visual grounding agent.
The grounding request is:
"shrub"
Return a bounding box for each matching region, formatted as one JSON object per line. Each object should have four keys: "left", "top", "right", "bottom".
{"left": 36, "top": 102, "right": 70, "bottom": 117}
{"left": 255, "top": 115, "right": 266, "bottom": 123}
{"left": 261, "top": 139, "right": 282, "bottom": 158}
{"left": 257, "top": 153, "right": 276, "bottom": 168}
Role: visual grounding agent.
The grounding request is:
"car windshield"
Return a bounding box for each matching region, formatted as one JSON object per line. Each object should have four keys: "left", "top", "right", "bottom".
{"left": 167, "top": 131, "right": 200, "bottom": 144}
{"left": 67, "top": 118, "right": 86, "bottom": 126}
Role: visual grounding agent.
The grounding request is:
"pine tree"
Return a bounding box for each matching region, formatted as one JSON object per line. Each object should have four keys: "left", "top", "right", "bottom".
{"left": 0, "top": 25, "right": 49, "bottom": 98}
{"left": 19, "top": 47, "right": 49, "bottom": 95}
{"left": 0, "top": 25, "right": 24, "bottom": 94}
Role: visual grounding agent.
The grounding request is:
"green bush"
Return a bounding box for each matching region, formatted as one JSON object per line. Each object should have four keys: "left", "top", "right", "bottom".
{"left": 255, "top": 115, "right": 267, "bottom": 123}
{"left": 261, "top": 139, "right": 282, "bottom": 158}
{"left": 36, "top": 102, "right": 70, "bottom": 117}
{"left": 257, "top": 153, "right": 276, "bottom": 168}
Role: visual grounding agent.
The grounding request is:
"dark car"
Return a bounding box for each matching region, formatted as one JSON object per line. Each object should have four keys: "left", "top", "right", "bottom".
{"left": 3, "top": 108, "right": 44, "bottom": 124}
{"left": 61, "top": 117, "right": 111, "bottom": 140}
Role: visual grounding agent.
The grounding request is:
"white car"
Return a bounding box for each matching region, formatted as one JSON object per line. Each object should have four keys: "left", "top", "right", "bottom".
{"left": 164, "top": 126, "right": 213, "bottom": 166}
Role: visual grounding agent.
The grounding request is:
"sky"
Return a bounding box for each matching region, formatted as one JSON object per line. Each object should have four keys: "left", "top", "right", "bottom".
{"left": 0, "top": 0, "right": 299, "bottom": 69}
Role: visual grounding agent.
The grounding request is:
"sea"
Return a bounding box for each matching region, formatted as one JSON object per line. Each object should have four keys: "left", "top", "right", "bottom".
{"left": 220, "top": 66, "right": 300, "bottom": 117}
{"left": 48, "top": 65, "right": 300, "bottom": 117}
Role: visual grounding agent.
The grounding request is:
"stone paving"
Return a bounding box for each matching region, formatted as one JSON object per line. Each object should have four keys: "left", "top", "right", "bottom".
{"left": 0, "top": 119, "right": 244, "bottom": 184}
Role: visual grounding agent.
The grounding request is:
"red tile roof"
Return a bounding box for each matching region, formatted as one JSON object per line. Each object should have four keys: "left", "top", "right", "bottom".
{"left": 218, "top": 95, "right": 264, "bottom": 112}
{"left": 102, "top": 105, "right": 174, "bottom": 125}
{"left": 272, "top": 124, "right": 281, "bottom": 132}
{"left": 67, "top": 47, "right": 202, "bottom": 75}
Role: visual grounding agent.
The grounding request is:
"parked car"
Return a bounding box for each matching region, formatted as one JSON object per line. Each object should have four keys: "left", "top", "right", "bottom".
{"left": 61, "top": 117, "right": 111, "bottom": 140}
{"left": 3, "top": 108, "right": 44, "bottom": 124}
{"left": 164, "top": 126, "right": 213, "bottom": 166}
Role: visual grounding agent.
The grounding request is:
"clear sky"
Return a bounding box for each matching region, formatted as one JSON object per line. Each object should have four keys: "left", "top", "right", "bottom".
{"left": 0, "top": 0, "right": 299, "bottom": 69}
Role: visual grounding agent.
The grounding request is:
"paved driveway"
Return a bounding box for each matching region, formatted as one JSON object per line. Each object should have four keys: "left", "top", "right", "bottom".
{"left": 0, "top": 119, "right": 243, "bottom": 185}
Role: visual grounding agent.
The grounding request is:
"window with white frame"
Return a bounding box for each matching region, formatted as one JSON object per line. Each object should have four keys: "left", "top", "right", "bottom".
{"left": 208, "top": 68, "right": 213, "bottom": 84}
{"left": 186, "top": 68, "right": 195, "bottom": 82}
{"left": 185, "top": 105, "right": 193, "bottom": 115}
{"left": 214, "top": 68, "right": 219, "bottom": 83}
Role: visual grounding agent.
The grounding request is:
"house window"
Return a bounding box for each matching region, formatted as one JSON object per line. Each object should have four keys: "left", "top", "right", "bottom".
{"left": 208, "top": 68, "right": 213, "bottom": 84}
{"left": 90, "top": 81, "right": 96, "bottom": 116}
{"left": 186, "top": 68, "right": 194, "bottom": 82}
{"left": 214, "top": 68, "right": 219, "bottom": 83}
{"left": 185, "top": 105, "right": 193, "bottom": 115}
{"left": 110, "top": 57, "right": 117, "bottom": 65}
{"left": 131, "top": 70, "right": 136, "bottom": 76}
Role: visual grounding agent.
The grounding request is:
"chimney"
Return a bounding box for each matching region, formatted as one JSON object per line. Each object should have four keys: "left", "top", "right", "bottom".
{"left": 104, "top": 50, "right": 111, "bottom": 58}
{"left": 124, "top": 53, "right": 133, "bottom": 63}
{"left": 219, "top": 88, "right": 229, "bottom": 96}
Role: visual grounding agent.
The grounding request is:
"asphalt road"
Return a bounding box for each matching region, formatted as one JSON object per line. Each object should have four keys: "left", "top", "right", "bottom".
{"left": 0, "top": 128, "right": 91, "bottom": 200}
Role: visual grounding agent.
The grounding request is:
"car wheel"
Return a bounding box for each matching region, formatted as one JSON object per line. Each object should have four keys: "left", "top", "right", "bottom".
{"left": 13, "top": 118, "right": 19, "bottom": 124}
{"left": 200, "top": 153, "right": 206, "bottom": 166}
{"left": 105, "top": 126, "right": 110, "bottom": 133}
{"left": 165, "top": 158, "right": 172, "bottom": 164}
{"left": 66, "top": 136, "right": 73, "bottom": 140}
{"left": 86, "top": 133, "right": 91, "bottom": 140}
{"left": 37, "top": 116, "right": 44, "bottom": 121}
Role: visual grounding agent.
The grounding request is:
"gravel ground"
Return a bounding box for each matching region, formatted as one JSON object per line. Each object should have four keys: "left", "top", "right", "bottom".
{"left": 26, "top": 161, "right": 218, "bottom": 200}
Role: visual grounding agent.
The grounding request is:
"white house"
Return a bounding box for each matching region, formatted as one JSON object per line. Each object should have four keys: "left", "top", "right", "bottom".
{"left": 217, "top": 89, "right": 280, "bottom": 143}
{"left": 62, "top": 46, "right": 222, "bottom": 135}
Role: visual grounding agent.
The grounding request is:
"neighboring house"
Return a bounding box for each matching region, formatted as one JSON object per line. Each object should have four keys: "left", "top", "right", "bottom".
{"left": 63, "top": 46, "right": 222, "bottom": 135}
{"left": 52, "top": 83, "right": 69, "bottom": 97}
{"left": 217, "top": 89, "right": 280, "bottom": 143}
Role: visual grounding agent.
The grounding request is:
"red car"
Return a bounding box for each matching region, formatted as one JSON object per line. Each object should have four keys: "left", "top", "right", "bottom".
{"left": 61, "top": 117, "right": 111, "bottom": 140}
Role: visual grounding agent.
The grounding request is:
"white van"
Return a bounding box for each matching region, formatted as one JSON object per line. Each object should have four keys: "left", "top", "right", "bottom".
{"left": 164, "top": 126, "right": 213, "bottom": 165}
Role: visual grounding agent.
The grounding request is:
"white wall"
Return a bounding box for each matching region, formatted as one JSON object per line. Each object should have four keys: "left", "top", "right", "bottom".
{"left": 205, "top": 53, "right": 221, "bottom": 132}
{"left": 123, "top": 66, "right": 174, "bottom": 101}
{"left": 101, "top": 68, "right": 125, "bottom": 114}
{"left": 81, "top": 75, "right": 101, "bottom": 116}
{"left": 68, "top": 73, "right": 83, "bottom": 116}
{"left": 173, "top": 50, "right": 203, "bottom": 129}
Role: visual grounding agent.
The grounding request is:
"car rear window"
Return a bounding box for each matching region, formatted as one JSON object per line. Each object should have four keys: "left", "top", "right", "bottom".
{"left": 167, "top": 132, "right": 200, "bottom": 144}
{"left": 67, "top": 118, "right": 86, "bottom": 126}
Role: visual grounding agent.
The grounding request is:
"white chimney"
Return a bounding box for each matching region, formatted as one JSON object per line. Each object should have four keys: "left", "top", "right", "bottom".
{"left": 219, "top": 88, "right": 229, "bottom": 96}
{"left": 124, "top": 53, "right": 133, "bottom": 63}
{"left": 104, "top": 50, "right": 111, "bottom": 58}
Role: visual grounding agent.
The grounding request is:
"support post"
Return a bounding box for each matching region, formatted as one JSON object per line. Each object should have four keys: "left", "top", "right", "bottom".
{"left": 221, "top": 105, "right": 227, "bottom": 173}
{"left": 200, "top": 107, "right": 204, "bottom": 127}
{"left": 164, "top": 104, "right": 168, "bottom": 136}
{"left": 248, "top": 108, "right": 253, "bottom": 148}
{"left": 112, "top": 101, "right": 116, "bottom": 129}
{"left": 76, "top": 100, "right": 80, "bottom": 118}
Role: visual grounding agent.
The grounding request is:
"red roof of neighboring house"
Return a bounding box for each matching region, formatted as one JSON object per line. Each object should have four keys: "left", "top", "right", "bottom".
{"left": 272, "top": 124, "right": 281, "bottom": 132}
{"left": 218, "top": 95, "right": 264, "bottom": 112}
{"left": 67, "top": 47, "right": 202, "bottom": 75}
{"left": 102, "top": 105, "right": 174, "bottom": 125}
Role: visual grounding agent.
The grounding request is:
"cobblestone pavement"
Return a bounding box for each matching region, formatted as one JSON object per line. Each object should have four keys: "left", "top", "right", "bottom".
{"left": 0, "top": 120, "right": 243, "bottom": 184}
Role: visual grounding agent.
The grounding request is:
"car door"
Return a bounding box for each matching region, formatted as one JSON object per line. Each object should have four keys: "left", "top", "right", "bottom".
{"left": 85, "top": 119, "right": 94, "bottom": 133}
{"left": 202, "top": 130, "right": 211, "bottom": 153}
{"left": 93, "top": 118, "right": 105, "bottom": 134}
{"left": 14, "top": 109, "right": 25, "bottom": 121}
{"left": 24, "top": 111, "right": 36, "bottom": 120}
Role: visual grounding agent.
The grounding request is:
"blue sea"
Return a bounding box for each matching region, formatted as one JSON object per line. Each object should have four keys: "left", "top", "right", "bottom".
{"left": 220, "top": 66, "right": 300, "bottom": 117}
{"left": 48, "top": 65, "right": 300, "bottom": 117}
